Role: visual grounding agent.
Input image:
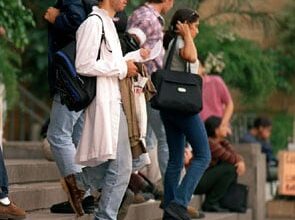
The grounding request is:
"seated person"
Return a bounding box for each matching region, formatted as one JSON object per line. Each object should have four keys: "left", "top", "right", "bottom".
{"left": 240, "top": 116, "right": 278, "bottom": 181}
{"left": 185, "top": 116, "right": 246, "bottom": 212}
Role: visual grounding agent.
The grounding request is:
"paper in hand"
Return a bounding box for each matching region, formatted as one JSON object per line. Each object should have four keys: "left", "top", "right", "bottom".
{"left": 124, "top": 40, "right": 162, "bottom": 62}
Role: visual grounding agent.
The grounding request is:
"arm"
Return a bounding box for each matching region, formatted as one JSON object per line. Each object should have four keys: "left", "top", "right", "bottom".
{"left": 176, "top": 22, "right": 197, "bottom": 63}
{"left": 221, "top": 99, "right": 234, "bottom": 127}
{"left": 44, "top": 2, "right": 86, "bottom": 34}
{"left": 76, "top": 17, "right": 137, "bottom": 79}
{"left": 76, "top": 16, "right": 126, "bottom": 78}
{"left": 210, "top": 139, "right": 241, "bottom": 164}
{"left": 217, "top": 77, "right": 234, "bottom": 127}
{"left": 128, "top": 17, "right": 163, "bottom": 73}
{"left": 222, "top": 140, "right": 246, "bottom": 176}
{"left": 0, "top": 26, "right": 6, "bottom": 37}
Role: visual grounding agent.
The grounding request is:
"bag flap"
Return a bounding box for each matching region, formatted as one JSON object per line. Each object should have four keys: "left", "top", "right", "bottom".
{"left": 162, "top": 70, "right": 202, "bottom": 86}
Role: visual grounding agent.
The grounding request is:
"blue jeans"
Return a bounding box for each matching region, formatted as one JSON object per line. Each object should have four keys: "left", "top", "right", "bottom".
{"left": 79, "top": 107, "right": 132, "bottom": 220}
{"left": 160, "top": 111, "right": 211, "bottom": 208}
{"left": 47, "top": 94, "right": 84, "bottom": 177}
{"left": 0, "top": 148, "right": 8, "bottom": 199}
{"left": 146, "top": 102, "right": 169, "bottom": 179}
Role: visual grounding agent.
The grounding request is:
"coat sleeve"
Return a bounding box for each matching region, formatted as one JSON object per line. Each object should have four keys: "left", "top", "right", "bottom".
{"left": 53, "top": 1, "right": 86, "bottom": 34}
{"left": 75, "top": 16, "right": 127, "bottom": 78}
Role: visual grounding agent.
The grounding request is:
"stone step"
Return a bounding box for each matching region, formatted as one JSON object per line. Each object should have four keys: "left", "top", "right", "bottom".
{"left": 27, "top": 202, "right": 252, "bottom": 220}
{"left": 5, "top": 159, "right": 60, "bottom": 184}
{"left": 9, "top": 182, "right": 67, "bottom": 211}
{"left": 26, "top": 210, "right": 91, "bottom": 220}
{"left": 3, "top": 141, "right": 44, "bottom": 159}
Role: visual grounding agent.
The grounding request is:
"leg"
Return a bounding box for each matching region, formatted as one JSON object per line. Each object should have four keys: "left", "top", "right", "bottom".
{"left": 94, "top": 107, "right": 132, "bottom": 220}
{"left": 147, "top": 102, "right": 169, "bottom": 178}
{"left": 160, "top": 112, "right": 186, "bottom": 208}
{"left": 47, "top": 95, "right": 87, "bottom": 216}
{"left": 195, "top": 163, "right": 237, "bottom": 209}
{"left": 0, "top": 149, "right": 8, "bottom": 199}
{"left": 175, "top": 114, "right": 211, "bottom": 207}
{"left": 0, "top": 149, "right": 26, "bottom": 219}
{"left": 47, "top": 94, "right": 84, "bottom": 177}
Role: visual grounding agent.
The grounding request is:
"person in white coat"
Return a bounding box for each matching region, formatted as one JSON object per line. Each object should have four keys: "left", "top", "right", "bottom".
{"left": 60, "top": 0, "right": 139, "bottom": 219}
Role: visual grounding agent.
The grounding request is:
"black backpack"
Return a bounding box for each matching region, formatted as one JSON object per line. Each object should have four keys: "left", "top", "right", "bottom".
{"left": 53, "top": 14, "right": 105, "bottom": 112}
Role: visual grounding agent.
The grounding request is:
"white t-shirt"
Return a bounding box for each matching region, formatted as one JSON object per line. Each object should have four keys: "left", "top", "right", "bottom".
{"left": 164, "top": 36, "right": 199, "bottom": 74}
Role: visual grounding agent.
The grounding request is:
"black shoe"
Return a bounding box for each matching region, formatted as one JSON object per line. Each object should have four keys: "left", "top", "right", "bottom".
{"left": 50, "top": 201, "right": 74, "bottom": 214}
{"left": 201, "top": 203, "right": 229, "bottom": 212}
{"left": 82, "top": 196, "right": 95, "bottom": 214}
{"left": 50, "top": 196, "right": 95, "bottom": 214}
{"left": 163, "top": 211, "right": 178, "bottom": 220}
{"left": 165, "top": 201, "right": 190, "bottom": 220}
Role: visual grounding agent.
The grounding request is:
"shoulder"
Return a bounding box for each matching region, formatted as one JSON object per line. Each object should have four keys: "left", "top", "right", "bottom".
{"left": 63, "top": 0, "right": 83, "bottom": 6}
{"left": 209, "top": 75, "right": 224, "bottom": 83}
{"left": 240, "top": 133, "right": 257, "bottom": 143}
{"left": 129, "top": 6, "right": 156, "bottom": 24}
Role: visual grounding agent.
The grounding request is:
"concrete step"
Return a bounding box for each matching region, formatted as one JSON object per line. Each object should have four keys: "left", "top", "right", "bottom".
{"left": 3, "top": 141, "right": 44, "bottom": 159}
{"left": 125, "top": 200, "right": 163, "bottom": 220}
{"left": 26, "top": 202, "right": 252, "bottom": 220}
{"left": 9, "top": 182, "right": 67, "bottom": 211}
{"left": 26, "top": 210, "right": 91, "bottom": 220}
{"left": 5, "top": 159, "right": 60, "bottom": 184}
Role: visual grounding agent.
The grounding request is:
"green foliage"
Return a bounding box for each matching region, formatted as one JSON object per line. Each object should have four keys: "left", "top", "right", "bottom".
{"left": 0, "top": 41, "right": 20, "bottom": 107}
{"left": 0, "top": 0, "right": 35, "bottom": 49}
{"left": 278, "top": 1, "right": 295, "bottom": 58}
{"left": 272, "top": 1, "right": 295, "bottom": 94}
{"left": 197, "top": 24, "right": 276, "bottom": 104}
{"left": 20, "top": 0, "right": 54, "bottom": 97}
{"left": 271, "top": 113, "right": 294, "bottom": 154}
{"left": 0, "top": 0, "right": 34, "bottom": 108}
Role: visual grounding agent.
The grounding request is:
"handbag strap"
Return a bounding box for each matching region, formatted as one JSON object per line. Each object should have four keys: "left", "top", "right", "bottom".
{"left": 164, "top": 37, "right": 191, "bottom": 73}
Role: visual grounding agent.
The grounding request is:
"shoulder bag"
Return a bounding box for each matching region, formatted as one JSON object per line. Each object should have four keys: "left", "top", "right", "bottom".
{"left": 150, "top": 38, "right": 203, "bottom": 114}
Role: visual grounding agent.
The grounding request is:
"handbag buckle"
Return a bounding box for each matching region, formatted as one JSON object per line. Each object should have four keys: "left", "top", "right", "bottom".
{"left": 177, "top": 87, "right": 186, "bottom": 93}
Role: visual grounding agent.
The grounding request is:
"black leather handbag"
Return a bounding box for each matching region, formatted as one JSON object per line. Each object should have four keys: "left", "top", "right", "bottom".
{"left": 150, "top": 38, "right": 203, "bottom": 114}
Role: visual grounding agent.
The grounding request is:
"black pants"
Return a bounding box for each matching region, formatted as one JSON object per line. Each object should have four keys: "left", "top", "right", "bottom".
{"left": 0, "top": 148, "right": 9, "bottom": 199}
{"left": 194, "top": 162, "right": 237, "bottom": 206}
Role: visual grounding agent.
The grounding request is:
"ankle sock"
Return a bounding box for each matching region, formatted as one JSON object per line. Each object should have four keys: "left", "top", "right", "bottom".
{"left": 0, "top": 197, "right": 10, "bottom": 206}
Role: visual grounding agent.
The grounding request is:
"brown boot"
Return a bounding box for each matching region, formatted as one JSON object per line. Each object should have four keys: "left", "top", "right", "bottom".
{"left": 0, "top": 202, "right": 26, "bottom": 220}
{"left": 187, "top": 205, "right": 205, "bottom": 219}
{"left": 61, "top": 174, "right": 85, "bottom": 217}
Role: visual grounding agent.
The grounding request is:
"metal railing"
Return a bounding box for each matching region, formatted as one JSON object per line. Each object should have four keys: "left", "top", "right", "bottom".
{"left": 231, "top": 112, "right": 257, "bottom": 143}
{"left": 3, "top": 84, "right": 259, "bottom": 142}
{"left": 4, "top": 85, "right": 50, "bottom": 141}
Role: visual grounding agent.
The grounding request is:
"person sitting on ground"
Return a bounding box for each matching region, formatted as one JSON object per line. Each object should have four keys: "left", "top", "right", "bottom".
{"left": 240, "top": 116, "right": 278, "bottom": 180}
{"left": 185, "top": 116, "right": 246, "bottom": 212}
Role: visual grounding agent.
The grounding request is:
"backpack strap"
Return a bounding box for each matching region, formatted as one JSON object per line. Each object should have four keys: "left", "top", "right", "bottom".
{"left": 88, "top": 14, "right": 106, "bottom": 60}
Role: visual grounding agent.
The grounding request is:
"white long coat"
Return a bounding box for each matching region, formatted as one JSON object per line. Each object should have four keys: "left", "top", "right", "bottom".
{"left": 75, "top": 7, "right": 127, "bottom": 167}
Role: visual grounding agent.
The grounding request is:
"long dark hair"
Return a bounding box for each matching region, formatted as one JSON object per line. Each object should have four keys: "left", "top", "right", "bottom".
{"left": 163, "top": 8, "right": 199, "bottom": 50}
{"left": 205, "top": 116, "right": 222, "bottom": 138}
